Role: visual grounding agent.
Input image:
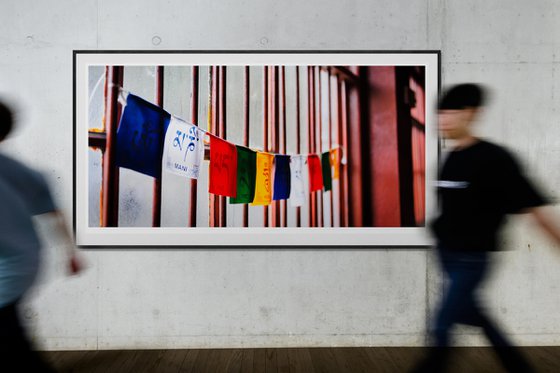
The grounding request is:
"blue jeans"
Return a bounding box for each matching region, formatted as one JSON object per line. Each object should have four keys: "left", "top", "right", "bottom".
{"left": 0, "top": 300, "right": 55, "bottom": 372}
{"left": 432, "top": 248, "right": 532, "bottom": 372}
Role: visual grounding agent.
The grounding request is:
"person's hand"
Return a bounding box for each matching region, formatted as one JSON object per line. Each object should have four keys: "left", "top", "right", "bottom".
{"left": 48, "top": 210, "right": 86, "bottom": 275}
{"left": 528, "top": 206, "right": 560, "bottom": 247}
{"left": 68, "top": 252, "right": 85, "bottom": 275}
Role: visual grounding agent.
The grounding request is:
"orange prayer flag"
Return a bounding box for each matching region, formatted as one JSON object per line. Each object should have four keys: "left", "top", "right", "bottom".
{"left": 329, "top": 148, "right": 341, "bottom": 180}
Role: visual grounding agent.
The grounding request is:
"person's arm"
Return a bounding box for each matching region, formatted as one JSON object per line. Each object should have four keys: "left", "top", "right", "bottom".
{"left": 526, "top": 206, "right": 560, "bottom": 245}
{"left": 49, "top": 210, "right": 84, "bottom": 275}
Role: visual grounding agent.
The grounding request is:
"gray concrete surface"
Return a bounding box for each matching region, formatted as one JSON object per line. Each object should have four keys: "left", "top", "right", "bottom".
{"left": 0, "top": 0, "right": 559, "bottom": 350}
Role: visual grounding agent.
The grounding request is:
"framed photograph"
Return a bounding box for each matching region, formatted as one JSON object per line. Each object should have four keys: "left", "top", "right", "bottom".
{"left": 74, "top": 51, "right": 439, "bottom": 247}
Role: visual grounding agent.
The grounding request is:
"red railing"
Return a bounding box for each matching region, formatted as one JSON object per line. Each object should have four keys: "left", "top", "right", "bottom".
{"left": 89, "top": 65, "right": 424, "bottom": 229}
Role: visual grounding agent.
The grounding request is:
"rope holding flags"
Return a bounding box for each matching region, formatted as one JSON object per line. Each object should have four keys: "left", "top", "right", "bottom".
{"left": 114, "top": 92, "right": 343, "bottom": 206}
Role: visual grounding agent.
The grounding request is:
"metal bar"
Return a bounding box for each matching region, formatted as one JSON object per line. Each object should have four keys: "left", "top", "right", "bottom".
{"left": 270, "top": 66, "right": 279, "bottom": 227}
{"left": 307, "top": 67, "right": 312, "bottom": 227}
{"left": 243, "top": 66, "right": 250, "bottom": 228}
{"left": 188, "top": 66, "right": 199, "bottom": 227}
{"left": 101, "top": 66, "right": 123, "bottom": 227}
{"left": 340, "top": 80, "right": 350, "bottom": 227}
{"left": 324, "top": 66, "right": 360, "bottom": 85}
{"left": 327, "top": 68, "right": 334, "bottom": 228}
{"left": 209, "top": 66, "right": 217, "bottom": 227}
{"left": 336, "top": 77, "right": 344, "bottom": 227}
{"left": 269, "top": 66, "right": 275, "bottom": 227}
{"left": 317, "top": 66, "right": 324, "bottom": 228}
{"left": 219, "top": 66, "right": 227, "bottom": 228}
{"left": 280, "top": 66, "right": 287, "bottom": 228}
{"left": 115, "top": 69, "right": 124, "bottom": 221}
{"left": 295, "top": 66, "right": 301, "bottom": 227}
{"left": 307, "top": 66, "right": 316, "bottom": 227}
{"left": 152, "top": 66, "right": 164, "bottom": 228}
{"left": 263, "top": 66, "right": 269, "bottom": 227}
{"left": 347, "top": 72, "right": 364, "bottom": 227}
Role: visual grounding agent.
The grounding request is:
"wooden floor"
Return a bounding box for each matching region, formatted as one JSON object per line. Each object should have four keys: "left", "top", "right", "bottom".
{"left": 43, "top": 347, "right": 560, "bottom": 373}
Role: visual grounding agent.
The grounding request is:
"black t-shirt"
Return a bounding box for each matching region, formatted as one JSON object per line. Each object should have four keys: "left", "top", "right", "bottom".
{"left": 431, "top": 140, "right": 547, "bottom": 252}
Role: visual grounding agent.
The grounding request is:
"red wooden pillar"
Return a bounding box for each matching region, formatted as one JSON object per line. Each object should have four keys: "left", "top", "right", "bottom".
{"left": 367, "top": 66, "right": 401, "bottom": 227}
{"left": 347, "top": 73, "right": 363, "bottom": 227}
{"left": 101, "top": 66, "right": 123, "bottom": 227}
{"left": 188, "top": 66, "right": 199, "bottom": 227}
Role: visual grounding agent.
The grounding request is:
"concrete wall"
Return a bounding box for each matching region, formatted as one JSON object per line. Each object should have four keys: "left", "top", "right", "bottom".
{"left": 1, "top": 0, "right": 559, "bottom": 350}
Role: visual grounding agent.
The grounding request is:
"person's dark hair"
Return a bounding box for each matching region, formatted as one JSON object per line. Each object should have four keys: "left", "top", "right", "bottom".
{"left": 0, "top": 100, "right": 14, "bottom": 141}
{"left": 438, "top": 83, "right": 487, "bottom": 110}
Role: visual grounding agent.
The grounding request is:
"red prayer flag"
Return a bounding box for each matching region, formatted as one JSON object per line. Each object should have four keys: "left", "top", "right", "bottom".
{"left": 308, "top": 154, "right": 323, "bottom": 192}
{"left": 209, "top": 135, "right": 238, "bottom": 197}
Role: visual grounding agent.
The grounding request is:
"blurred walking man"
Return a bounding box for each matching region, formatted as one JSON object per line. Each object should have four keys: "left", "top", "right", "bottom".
{"left": 412, "top": 84, "right": 560, "bottom": 373}
{"left": 0, "top": 100, "right": 83, "bottom": 371}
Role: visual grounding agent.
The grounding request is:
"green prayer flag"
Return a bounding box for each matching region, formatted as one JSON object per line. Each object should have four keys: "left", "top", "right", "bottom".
{"left": 321, "top": 151, "right": 332, "bottom": 191}
{"left": 230, "top": 146, "right": 257, "bottom": 204}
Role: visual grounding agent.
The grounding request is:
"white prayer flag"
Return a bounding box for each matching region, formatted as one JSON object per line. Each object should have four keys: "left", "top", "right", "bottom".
{"left": 290, "top": 155, "right": 308, "bottom": 207}
{"left": 163, "top": 116, "right": 205, "bottom": 179}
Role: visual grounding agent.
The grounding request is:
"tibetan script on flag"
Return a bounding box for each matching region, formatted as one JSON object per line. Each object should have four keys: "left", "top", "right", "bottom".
{"left": 209, "top": 135, "right": 238, "bottom": 197}
{"left": 163, "top": 116, "right": 205, "bottom": 179}
{"left": 252, "top": 152, "right": 274, "bottom": 205}
{"left": 116, "top": 94, "right": 170, "bottom": 178}
{"left": 290, "top": 155, "right": 307, "bottom": 207}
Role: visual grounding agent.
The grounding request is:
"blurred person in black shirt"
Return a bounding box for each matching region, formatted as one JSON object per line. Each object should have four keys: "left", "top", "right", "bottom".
{"left": 412, "top": 84, "right": 560, "bottom": 373}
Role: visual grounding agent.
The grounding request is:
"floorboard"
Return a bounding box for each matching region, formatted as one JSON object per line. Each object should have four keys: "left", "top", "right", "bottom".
{"left": 43, "top": 346, "right": 560, "bottom": 372}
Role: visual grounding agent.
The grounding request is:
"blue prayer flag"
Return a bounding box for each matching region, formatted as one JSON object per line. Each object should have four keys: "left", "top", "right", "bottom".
{"left": 116, "top": 94, "right": 171, "bottom": 178}
{"left": 273, "top": 154, "right": 291, "bottom": 200}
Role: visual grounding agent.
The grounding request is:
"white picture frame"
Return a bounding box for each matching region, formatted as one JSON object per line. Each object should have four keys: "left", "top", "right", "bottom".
{"left": 74, "top": 51, "right": 439, "bottom": 247}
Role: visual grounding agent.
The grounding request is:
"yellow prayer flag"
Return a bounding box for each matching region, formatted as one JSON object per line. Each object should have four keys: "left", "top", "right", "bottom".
{"left": 329, "top": 148, "right": 341, "bottom": 180}
{"left": 252, "top": 152, "right": 274, "bottom": 205}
